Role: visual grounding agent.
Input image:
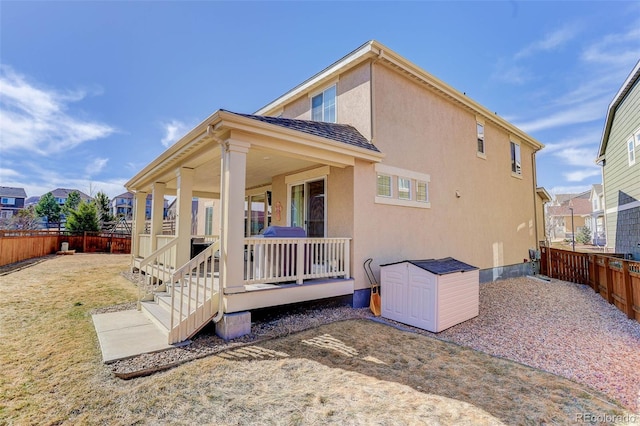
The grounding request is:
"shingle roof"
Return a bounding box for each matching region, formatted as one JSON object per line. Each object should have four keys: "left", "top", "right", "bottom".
{"left": 49, "top": 188, "right": 91, "bottom": 200}
{"left": 0, "top": 186, "right": 27, "bottom": 198}
{"left": 547, "top": 197, "right": 592, "bottom": 216}
{"left": 224, "top": 110, "right": 380, "bottom": 153}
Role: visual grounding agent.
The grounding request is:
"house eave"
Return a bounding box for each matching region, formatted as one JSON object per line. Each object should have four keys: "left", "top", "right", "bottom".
{"left": 255, "top": 40, "right": 544, "bottom": 152}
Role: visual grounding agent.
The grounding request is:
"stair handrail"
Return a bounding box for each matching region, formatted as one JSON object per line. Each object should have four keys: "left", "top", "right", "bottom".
{"left": 169, "top": 239, "right": 221, "bottom": 343}
{"left": 137, "top": 237, "right": 179, "bottom": 305}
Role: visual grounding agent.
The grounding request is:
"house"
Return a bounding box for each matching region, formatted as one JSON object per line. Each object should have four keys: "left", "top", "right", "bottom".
{"left": 0, "top": 186, "right": 27, "bottom": 219}
{"left": 597, "top": 60, "right": 640, "bottom": 259}
{"left": 585, "top": 184, "right": 606, "bottom": 246}
{"left": 536, "top": 187, "right": 552, "bottom": 244}
{"left": 546, "top": 191, "right": 591, "bottom": 242}
{"left": 112, "top": 191, "right": 168, "bottom": 220}
{"left": 125, "top": 40, "right": 544, "bottom": 343}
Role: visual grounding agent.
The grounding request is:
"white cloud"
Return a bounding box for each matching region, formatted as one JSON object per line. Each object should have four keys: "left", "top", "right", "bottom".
{"left": 548, "top": 184, "right": 594, "bottom": 195}
{"left": 85, "top": 157, "right": 109, "bottom": 177}
{"left": 160, "top": 120, "right": 190, "bottom": 147}
{"left": 581, "top": 25, "right": 640, "bottom": 67}
{"left": 563, "top": 169, "right": 601, "bottom": 182}
{"left": 515, "top": 25, "right": 581, "bottom": 59}
{"left": 553, "top": 147, "right": 601, "bottom": 168}
{"left": 0, "top": 66, "right": 115, "bottom": 155}
{"left": 0, "top": 168, "right": 20, "bottom": 179}
{"left": 516, "top": 100, "right": 605, "bottom": 133}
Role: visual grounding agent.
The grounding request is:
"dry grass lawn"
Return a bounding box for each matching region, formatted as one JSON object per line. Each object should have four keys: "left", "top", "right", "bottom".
{"left": 0, "top": 254, "right": 635, "bottom": 425}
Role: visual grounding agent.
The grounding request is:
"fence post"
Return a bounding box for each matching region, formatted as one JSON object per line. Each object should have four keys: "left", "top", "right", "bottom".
{"left": 83, "top": 231, "right": 87, "bottom": 253}
{"left": 605, "top": 259, "right": 614, "bottom": 304}
{"left": 296, "top": 240, "right": 305, "bottom": 285}
{"left": 622, "top": 260, "right": 634, "bottom": 319}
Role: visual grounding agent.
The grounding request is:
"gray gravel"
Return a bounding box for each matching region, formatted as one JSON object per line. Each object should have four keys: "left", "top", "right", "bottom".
{"left": 106, "top": 276, "right": 640, "bottom": 412}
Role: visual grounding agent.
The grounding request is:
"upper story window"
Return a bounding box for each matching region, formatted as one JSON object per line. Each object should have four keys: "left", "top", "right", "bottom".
{"left": 510, "top": 141, "right": 522, "bottom": 176}
{"left": 311, "top": 85, "right": 336, "bottom": 123}
{"left": 1, "top": 197, "right": 16, "bottom": 205}
{"left": 628, "top": 137, "right": 636, "bottom": 166}
{"left": 416, "top": 181, "right": 429, "bottom": 203}
{"left": 477, "top": 123, "right": 485, "bottom": 156}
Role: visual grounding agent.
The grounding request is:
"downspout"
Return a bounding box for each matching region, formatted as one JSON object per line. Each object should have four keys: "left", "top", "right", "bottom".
{"left": 532, "top": 150, "right": 540, "bottom": 249}
{"left": 598, "top": 159, "right": 609, "bottom": 253}
{"left": 208, "top": 124, "right": 226, "bottom": 323}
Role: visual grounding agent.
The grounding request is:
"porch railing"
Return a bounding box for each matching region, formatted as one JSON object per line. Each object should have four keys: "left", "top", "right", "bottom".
{"left": 137, "top": 237, "right": 178, "bottom": 303}
{"left": 138, "top": 234, "right": 152, "bottom": 258}
{"left": 244, "top": 237, "right": 351, "bottom": 285}
{"left": 169, "top": 240, "right": 221, "bottom": 343}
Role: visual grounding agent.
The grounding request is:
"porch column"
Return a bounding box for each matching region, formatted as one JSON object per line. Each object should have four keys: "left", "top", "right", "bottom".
{"left": 220, "top": 139, "right": 250, "bottom": 294}
{"left": 132, "top": 190, "right": 147, "bottom": 258}
{"left": 175, "top": 167, "right": 194, "bottom": 267}
{"left": 149, "top": 182, "right": 166, "bottom": 252}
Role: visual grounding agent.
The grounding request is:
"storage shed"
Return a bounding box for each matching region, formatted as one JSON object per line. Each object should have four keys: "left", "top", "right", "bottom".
{"left": 380, "top": 258, "right": 479, "bottom": 332}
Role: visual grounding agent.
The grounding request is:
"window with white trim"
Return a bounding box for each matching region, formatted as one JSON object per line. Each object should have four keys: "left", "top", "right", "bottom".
{"left": 311, "top": 85, "right": 336, "bottom": 123}
{"left": 416, "top": 181, "right": 428, "bottom": 203}
{"left": 398, "top": 178, "right": 411, "bottom": 200}
{"left": 510, "top": 141, "right": 522, "bottom": 175}
{"left": 377, "top": 174, "right": 392, "bottom": 197}
{"left": 477, "top": 122, "right": 485, "bottom": 155}
{"left": 628, "top": 137, "right": 636, "bottom": 166}
{"left": 374, "top": 164, "right": 431, "bottom": 209}
{"left": 1, "top": 197, "right": 15, "bottom": 205}
{"left": 635, "top": 129, "right": 640, "bottom": 147}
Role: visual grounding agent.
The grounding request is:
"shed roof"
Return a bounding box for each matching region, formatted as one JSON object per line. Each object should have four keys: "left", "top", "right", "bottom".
{"left": 381, "top": 257, "right": 478, "bottom": 275}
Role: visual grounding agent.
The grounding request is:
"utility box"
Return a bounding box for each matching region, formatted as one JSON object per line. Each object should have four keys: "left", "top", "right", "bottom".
{"left": 380, "top": 258, "right": 479, "bottom": 332}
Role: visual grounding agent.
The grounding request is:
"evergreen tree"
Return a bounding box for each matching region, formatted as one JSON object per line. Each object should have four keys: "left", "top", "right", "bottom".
{"left": 63, "top": 191, "right": 81, "bottom": 216}
{"left": 35, "top": 192, "right": 61, "bottom": 229}
{"left": 65, "top": 201, "right": 100, "bottom": 233}
{"left": 576, "top": 226, "right": 592, "bottom": 245}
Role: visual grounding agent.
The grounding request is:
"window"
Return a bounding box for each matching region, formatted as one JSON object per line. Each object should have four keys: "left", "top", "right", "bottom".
{"left": 628, "top": 137, "right": 636, "bottom": 166}
{"left": 398, "top": 178, "right": 411, "bottom": 200}
{"left": 311, "top": 85, "right": 336, "bottom": 123}
{"left": 204, "top": 206, "right": 213, "bottom": 235}
{"left": 510, "top": 141, "right": 521, "bottom": 175}
{"left": 635, "top": 128, "right": 640, "bottom": 147}
{"left": 477, "top": 123, "right": 485, "bottom": 155}
{"left": 377, "top": 174, "right": 392, "bottom": 197}
{"left": 1, "top": 197, "right": 15, "bottom": 205}
{"left": 374, "top": 164, "right": 430, "bottom": 209}
{"left": 416, "top": 181, "right": 428, "bottom": 203}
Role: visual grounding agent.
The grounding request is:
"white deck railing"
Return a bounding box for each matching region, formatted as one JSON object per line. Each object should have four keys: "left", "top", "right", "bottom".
{"left": 170, "top": 240, "right": 220, "bottom": 343}
{"left": 137, "top": 237, "right": 178, "bottom": 303}
{"left": 138, "top": 234, "right": 152, "bottom": 258}
{"left": 244, "top": 237, "right": 350, "bottom": 285}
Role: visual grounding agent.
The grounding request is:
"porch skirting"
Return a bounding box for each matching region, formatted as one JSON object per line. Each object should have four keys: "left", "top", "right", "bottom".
{"left": 224, "top": 278, "right": 354, "bottom": 313}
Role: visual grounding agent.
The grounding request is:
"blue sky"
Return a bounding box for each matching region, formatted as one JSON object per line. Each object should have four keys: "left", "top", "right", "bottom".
{"left": 1, "top": 1, "right": 639, "bottom": 200}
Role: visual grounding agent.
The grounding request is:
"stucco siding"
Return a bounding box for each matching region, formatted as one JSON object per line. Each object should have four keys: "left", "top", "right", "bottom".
{"left": 280, "top": 62, "right": 372, "bottom": 140}
{"left": 603, "top": 78, "right": 640, "bottom": 258}
{"left": 349, "top": 63, "right": 538, "bottom": 287}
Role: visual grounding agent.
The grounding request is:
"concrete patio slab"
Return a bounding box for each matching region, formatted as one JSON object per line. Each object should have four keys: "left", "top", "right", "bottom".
{"left": 92, "top": 309, "right": 180, "bottom": 363}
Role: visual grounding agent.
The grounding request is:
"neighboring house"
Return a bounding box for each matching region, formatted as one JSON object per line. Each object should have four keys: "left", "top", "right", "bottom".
{"left": 0, "top": 186, "right": 27, "bottom": 219}
{"left": 546, "top": 191, "right": 591, "bottom": 241}
{"left": 585, "top": 184, "right": 606, "bottom": 246}
{"left": 597, "top": 60, "right": 640, "bottom": 259}
{"left": 126, "top": 40, "right": 544, "bottom": 343}
{"left": 49, "top": 188, "right": 92, "bottom": 207}
{"left": 535, "top": 187, "right": 552, "bottom": 244}
{"left": 112, "top": 191, "right": 168, "bottom": 220}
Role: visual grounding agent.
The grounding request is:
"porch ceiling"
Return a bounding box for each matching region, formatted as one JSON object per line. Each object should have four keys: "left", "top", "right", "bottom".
{"left": 126, "top": 110, "right": 384, "bottom": 196}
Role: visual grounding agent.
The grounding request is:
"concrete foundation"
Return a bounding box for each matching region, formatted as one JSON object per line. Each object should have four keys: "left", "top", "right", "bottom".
{"left": 215, "top": 311, "right": 251, "bottom": 340}
{"left": 479, "top": 262, "right": 533, "bottom": 283}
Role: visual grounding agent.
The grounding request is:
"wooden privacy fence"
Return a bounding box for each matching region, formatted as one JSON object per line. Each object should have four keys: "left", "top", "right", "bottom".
{"left": 0, "top": 230, "right": 131, "bottom": 267}
{"left": 540, "top": 245, "right": 640, "bottom": 323}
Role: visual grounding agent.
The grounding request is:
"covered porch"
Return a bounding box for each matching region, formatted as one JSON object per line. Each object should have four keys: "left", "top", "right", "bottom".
{"left": 126, "top": 110, "right": 382, "bottom": 343}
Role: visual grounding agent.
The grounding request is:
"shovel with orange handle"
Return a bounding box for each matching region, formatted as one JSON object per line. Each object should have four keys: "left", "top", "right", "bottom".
{"left": 364, "top": 258, "right": 381, "bottom": 316}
